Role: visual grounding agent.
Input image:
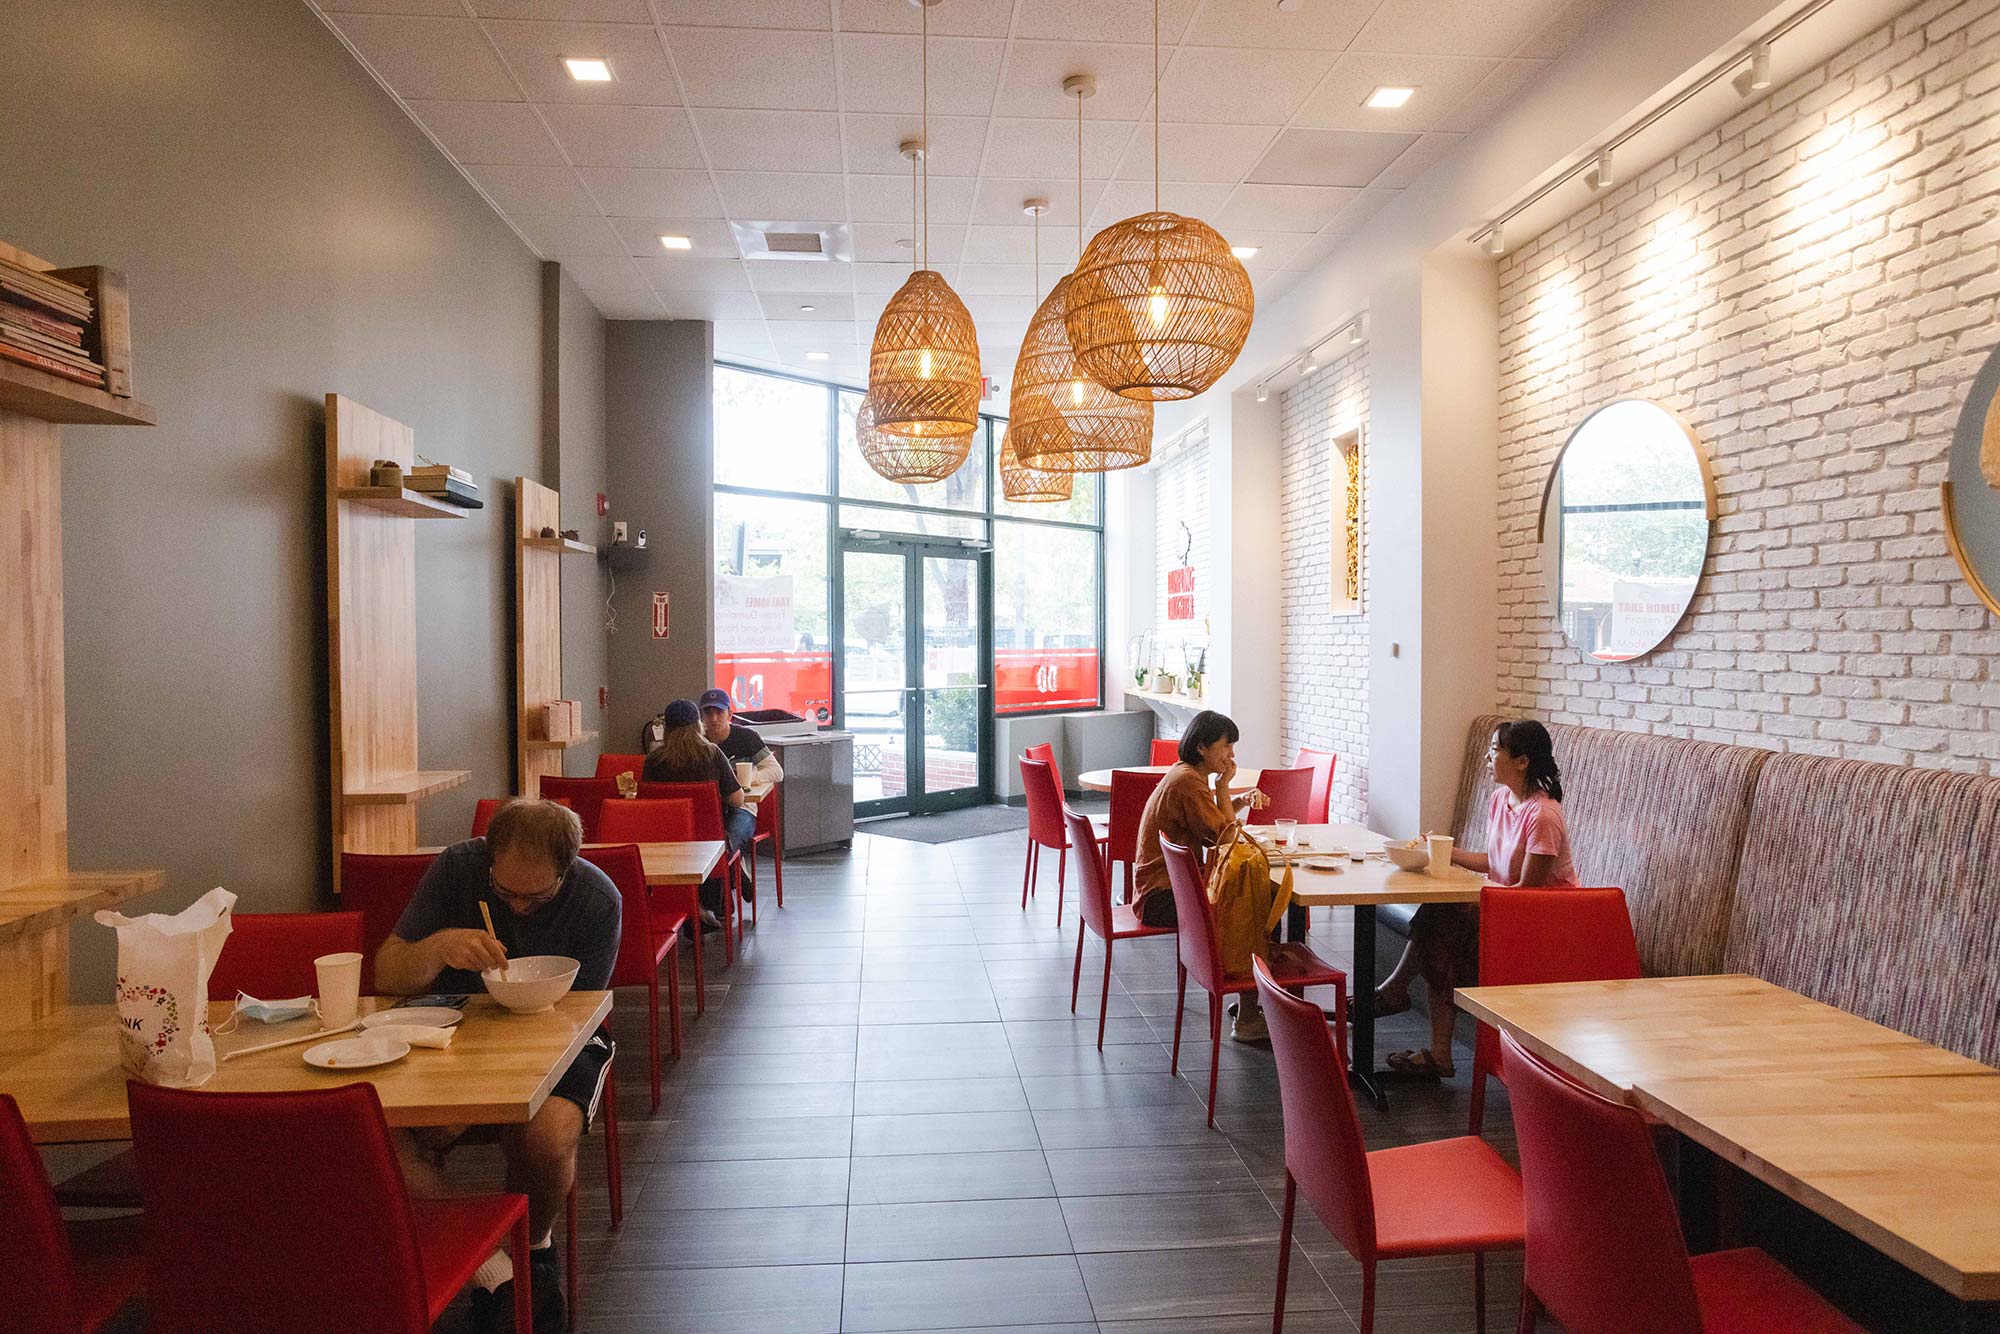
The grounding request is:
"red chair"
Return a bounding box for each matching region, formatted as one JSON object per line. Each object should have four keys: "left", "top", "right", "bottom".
{"left": 1024, "top": 740, "right": 1063, "bottom": 789}
{"left": 1468, "top": 886, "right": 1642, "bottom": 1136}
{"left": 339, "top": 851, "right": 436, "bottom": 994}
{"left": 1161, "top": 836, "right": 1349, "bottom": 1127}
{"left": 748, "top": 781, "right": 784, "bottom": 909}
{"left": 127, "top": 1081, "right": 532, "bottom": 1334}
{"left": 1065, "top": 806, "right": 1174, "bottom": 1049}
{"left": 1503, "top": 1031, "right": 1863, "bottom": 1334}
{"left": 0, "top": 1093, "right": 142, "bottom": 1333}
{"left": 210, "top": 911, "right": 364, "bottom": 1001}
{"left": 1256, "top": 960, "right": 1523, "bottom": 1334}
{"left": 1296, "top": 745, "right": 1338, "bottom": 823}
{"left": 1019, "top": 757, "right": 1073, "bottom": 924}
{"left": 1151, "top": 737, "right": 1181, "bottom": 765}
{"left": 539, "top": 775, "right": 618, "bottom": 840}
{"left": 589, "top": 844, "right": 687, "bottom": 1111}
{"left": 598, "top": 797, "right": 694, "bottom": 844}
{"left": 471, "top": 795, "right": 571, "bottom": 837}
{"left": 1246, "top": 765, "right": 1314, "bottom": 825}
{"left": 638, "top": 780, "right": 743, "bottom": 963}
{"left": 595, "top": 752, "right": 647, "bottom": 781}
{"left": 1106, "top": 768, "right": 1166, "bottom": 903}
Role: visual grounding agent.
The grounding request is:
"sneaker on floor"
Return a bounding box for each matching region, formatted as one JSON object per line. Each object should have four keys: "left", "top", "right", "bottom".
{"left": 470, "top": 1284, "right": 515, "bottom": 1334}
{"left": 528, "top": 1246, "right": 566, "bottom": 1333}
{"left": 1231, "top": 1008, "right": 1270, "bottom": 1044}
{"left": 699, "top": 907, "right": 723, "bottom": 931}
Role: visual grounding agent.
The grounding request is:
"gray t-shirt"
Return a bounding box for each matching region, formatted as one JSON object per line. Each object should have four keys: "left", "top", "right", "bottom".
{"left": 392, "top": 838, "right": 622, "bottom": 994}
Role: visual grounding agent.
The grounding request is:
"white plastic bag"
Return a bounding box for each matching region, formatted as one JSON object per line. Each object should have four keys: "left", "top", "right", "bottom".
{"left": 95, "top": 888, "right": 236, "bottom": 1088}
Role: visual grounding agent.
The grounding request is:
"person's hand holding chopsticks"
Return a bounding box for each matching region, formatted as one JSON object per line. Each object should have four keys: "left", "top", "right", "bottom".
{"left": 428, "top": 926, "right": 509, "bottom": 974}
{"left": 477, "top": 901, "right": 512, "bottom": 982}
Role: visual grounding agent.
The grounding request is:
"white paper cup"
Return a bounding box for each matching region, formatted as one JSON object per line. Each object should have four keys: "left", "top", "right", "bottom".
{"left": 735, "top": 761, "right": 754, "bottom": 788}
{"left": 314, "top": 952, "right": 363, "bottom": 1028}
{"left": 1274, "top": 818, "right": 1298, "bottom": 848}
{"left": 1426, "top": 834, "right": 1454, "bottom": 879}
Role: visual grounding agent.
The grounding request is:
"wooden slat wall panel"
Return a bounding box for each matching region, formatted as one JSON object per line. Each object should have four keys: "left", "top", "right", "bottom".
{"left": 517, "top": 478, "right": 565, "bottom": 797}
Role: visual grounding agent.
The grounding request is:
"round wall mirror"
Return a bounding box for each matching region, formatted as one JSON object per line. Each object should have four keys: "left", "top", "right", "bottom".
{"left": 1537, "top": 399, "right": 1715, "bottom": 662}
{"left": 1942, "top": 341, "right": 2000, "bottom": 618}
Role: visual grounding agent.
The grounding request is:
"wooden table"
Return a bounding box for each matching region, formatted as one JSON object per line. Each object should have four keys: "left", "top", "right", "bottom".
{"left": 1457, "top": 975, "right": 2000, "bottom": 1311}
{"left": 0, "top": 991, "right": 612, "bottom": 1143}
{"left": 421, "top": 840, "right": 726, "bottom": 888}
{"left": 1076, "top": 765, "right": 1263, "bottom": 793}
{"left": 1263, "top": 822, "right": 1485, "bottom": 1108}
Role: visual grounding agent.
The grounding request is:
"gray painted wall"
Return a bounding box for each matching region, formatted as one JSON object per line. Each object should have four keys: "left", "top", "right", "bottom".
{"left": 604, "top": 321, "right": 714, "bottom": 750}
{"left": 0, "top": 0, "right": 600, "bottom": 996}
{"left": 546, "top": 264, "right": 611, "bottom": 775}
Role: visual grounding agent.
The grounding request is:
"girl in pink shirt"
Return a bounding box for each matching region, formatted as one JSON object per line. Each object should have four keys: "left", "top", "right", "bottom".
{"left": 1378, "top": 720, "right": 1575, "bottom": 1079}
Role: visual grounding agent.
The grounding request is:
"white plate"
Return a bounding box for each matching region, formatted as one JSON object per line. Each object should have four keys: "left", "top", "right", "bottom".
{"left": 362, "top": 1006, "right": 464, "bottom": 1030}
{"left": 1299, "top": 858, "right": 1347, "bottom": 871}
{"left": 304, "top": 1036, "right": 411, "bottom": 1071}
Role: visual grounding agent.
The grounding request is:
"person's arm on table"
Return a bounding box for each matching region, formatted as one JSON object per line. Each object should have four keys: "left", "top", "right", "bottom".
{"left": 374, "top": 930, "right": 508, "bottom": 996}
{"left": 751, "top": 749, "right": 784, "bottom": 788}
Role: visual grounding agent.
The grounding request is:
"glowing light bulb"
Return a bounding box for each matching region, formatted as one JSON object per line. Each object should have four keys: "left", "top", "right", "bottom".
{"left": 919, "top": 348, "right": 934, "bottom": 379}
{"left": 1070, "top": 379, "right": 1085, "bottom": 407}
{"left": 1148, "top": 286, "right": 1168, "bottom": 330}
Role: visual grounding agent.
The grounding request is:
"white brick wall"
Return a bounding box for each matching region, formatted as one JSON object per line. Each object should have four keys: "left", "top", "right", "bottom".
{"left": 1280, "top": 345, "right": 1371, "bottom": 819}
{"left": 1495, "top": 0, "right": 2000, "bottom": 772}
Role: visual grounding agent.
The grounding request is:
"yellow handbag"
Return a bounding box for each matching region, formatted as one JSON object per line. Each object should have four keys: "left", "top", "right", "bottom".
{"left": 1203, "top": 823, "right": 1295, "bottom": 976}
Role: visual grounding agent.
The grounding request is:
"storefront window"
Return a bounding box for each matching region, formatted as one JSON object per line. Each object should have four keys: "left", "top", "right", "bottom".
{"left": 713, "top": 492, "right": 832, "bottom": 724}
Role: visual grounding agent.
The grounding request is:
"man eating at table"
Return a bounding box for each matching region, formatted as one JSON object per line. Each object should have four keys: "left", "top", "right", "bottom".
{"left": 374, "top": 798, "right": 620, "bottom": 1334}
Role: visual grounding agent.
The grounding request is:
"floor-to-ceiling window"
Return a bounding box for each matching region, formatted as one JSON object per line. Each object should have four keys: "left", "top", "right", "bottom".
{"left": 711, "top": 363, "right": 1105, "bottom": 805}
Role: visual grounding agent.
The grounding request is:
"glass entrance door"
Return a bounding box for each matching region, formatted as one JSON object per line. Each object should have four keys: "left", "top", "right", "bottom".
{"left": 839, "top": 534, "right": 988, "bottom": 818}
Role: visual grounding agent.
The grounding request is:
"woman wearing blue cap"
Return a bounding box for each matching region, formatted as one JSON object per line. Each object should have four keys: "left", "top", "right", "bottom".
{"left": 642, "top": 698, "right": 750, "bottom": 918}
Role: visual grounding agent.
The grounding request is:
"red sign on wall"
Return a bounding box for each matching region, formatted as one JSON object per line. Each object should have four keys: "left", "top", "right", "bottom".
{"left": 651, "top": 592, "right": 670, "bottom": 640}
{"left": 714, "top": 652, "right": 834, "bottom": 726}
{"left": 994, "top": 648, "right": 1100, "bottom": 714}
{"left": 1166, "top": 566, "right": 1197, "bottom": 621}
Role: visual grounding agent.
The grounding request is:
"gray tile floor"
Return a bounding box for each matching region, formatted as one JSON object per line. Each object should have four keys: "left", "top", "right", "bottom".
{"left": 455, "top": 826, "right": 1525, "bottom": 1333}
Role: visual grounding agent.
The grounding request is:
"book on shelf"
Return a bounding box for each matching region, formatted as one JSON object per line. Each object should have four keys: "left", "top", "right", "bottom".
{"left": 406, "top": 475, "right": 481, "bottom": 504}
{"left": 0, "top": 340, "right": 104, "bottom": 387}
{"left": 0, "top": 257, "right": 92, "bottom": 322}
{"left": 409, "top": 463, "right": 473, "bottom": 485}
{"left": 0, "top": 257, "right": 106, "bottom": 390}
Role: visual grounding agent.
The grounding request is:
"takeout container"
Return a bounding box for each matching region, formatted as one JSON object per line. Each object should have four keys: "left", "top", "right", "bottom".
{"left": 481, "top": 956, "right": 580, "bottom": 1013}
{"left": 1384, "top": 839, "right": 1430, "bottom": 872}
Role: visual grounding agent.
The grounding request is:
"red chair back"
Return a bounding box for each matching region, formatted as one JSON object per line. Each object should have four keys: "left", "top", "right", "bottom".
{"left": 1254, "top": 959, "right": 1378, "bottom": 1262}
{"left": 1019, "top": 757, "right": 1066, "bottom": 851}
{"left": 1023, "top": 741, "right": 1062, "bottom": 791}
{"left": 584, "top": 844, "right": 667, "bottom": 990}
{"left": 128, "top": 1081, "right": 436, "bottom": 1332}
{"left": 598, "top": 798, "right": 694, "bottom": 844}
{"left": 1296, "top": 746, "right": 1337, "bottom": 823}
{"left": 471, "top": 796, "right": 570, "bottom": 838}
{"left": 210, "top": 912, "right": 364, "bottom": 1002}
{"left": 1161, "top": 836, "right": 1226, "bottom": 993}
{"left": 1502, "top": 1031, "right": 1703, "bottom": 1332}
{"left": 1247, "top": 765, "right": 1314, "bottom": 825}
{"left": 1150, "top": 738, "right": 1181, "bottom": 765}
{"left": 637, "top": 782, "right": 725, "bottom": 841}
{"left": 1106, "top": 768, "right": 1165, "bottom": 866}
{"left": 594, "top": 753, "right": 647, "bottom": 781}
{"left": 1064, "top": 806, "right": 1116, "bottom": 942}
{"left": 0, "top": 1093, "right": 99, "bottom": 1333}
{"left": 538, "top": 776, "right": 618, "bottom": 840}
{"left": 339, "top": 852, "right": 436, "bottom": 993}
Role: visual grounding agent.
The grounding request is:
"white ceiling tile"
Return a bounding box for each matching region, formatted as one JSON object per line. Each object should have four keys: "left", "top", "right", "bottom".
{"left": 854, "top": 291, "right": 892, "bottom": 319}
{"left": 1286, "top": 231, "right": 1351, "bottom": 271}
{"left": 842, "top": 114, "right": 988, "bottom": 177}
{"left": 854, "top": 262, "right": 927, "bottom": 293}
{"left": 669, "top": 28, "right": 838, "bottom": 109}
{"left": 579, "top": 287, "right": 669, "bottom": 318}
{"left": 715, "top": 171, "right": 849, "bottom": 219}
{"left": 1010, "top": 0, "right": 1200, "bottom": 44}
{"left": 653, "top": 290, "right": 765, "bottom": 319}
{"left": 1160, "top": 47, "right": 1336, "bottom": 125}
{"left": 1215, "top": 183, "right": 1358, "bottom": 232}
{"left": 713, "top": 319, "right": 777, "bottom": 352}
{"left": 766, "top": 318, "right": 856, "bottom": 345}
{"left": 758, "top": 293, "right": 856, "bottom": 321}
{"left": 695, "top": 110, "right": 844, "bottom": 173}
{"left": 515, "top": 213, "right": 629, "bottom": 258}
{"left": 745, "top": 260, "right": 856, "bottom": 293}
{"left": 978, "top": 118, "right": 1131, "bottom": 181}
{"left": 963, "top": 293, "right": 1039, "bottom": 323}
{"left": 1512, "top": 0, "right": 1615, "bottom": 59}
{"left": 560, "top": 256, "right": 652, "bottom": 292}
{"left": 837, "top": 35, "right": 1004, "bottom": 116}
{"left": 470, "top": 0, "right": 649, "bottom": 16}
{"left": 540, "top": 104, "right": 705, "bottom": 168}
{"left": 1435, "top": 59, "right": 1550, "bottom": 134}
{"left": 838, "top": 0, "right": 1015, "bottom": 38}
{"left": 319, "top": 0, "right": 463, "bottom": 13}
{"left": 658, "top": 0, "right": 831, "bottom": 29}
{"left": 995, "top": 41, "right": 1158, "bottom": 121}
{"left": 577, "top": 166, "right": 723, "bottom": 216}
{"left": 961, "top": 223, "right": 1084, "bottom": 266}
{"left": 1247, "top": 129, "right": 1419, "bottom": 188}
{"left": 405, "top": 101, "right": 564, "bottom": 165}
{"left": 851, "top": 222, "right": 959, "bottom": 263}
{"left": 971, "top": 177, "right": 1101, "bottom": 227}
{"left": 484, "top": 20, "right": 682, "bottom": 104}
{"left": 327, "top": 14, "right": 521, "bottom": 101}
{"left": 1324, "top": 184, "right": 1403, "bottom": 234}
{"left": 1293, "top": 53, "right": 1501, "bottom": 132}
{"left": 1374, "top": 131, "right": 1465, "bottom": 187}
{"left": 1178, "top": 0, "right": 1374, "bottom": 50}
{"left": 1215, "top": 231, "right": 1315, "bottom": 269}
{"left": 955, "top": 264, "right": 1036, "bottom": 296}
{"left": 464, "top": 162, "right": 598, "bottom": 214}
{"left": 848, "top": 173, "right": 976, "bottom": 224}
{"left": 1352, "top": 0, "right": 1575, "bottom": 59}
{"left": 609, "top": 216, "right": 742, "bottom": 256}
{"left": 640, "top": 258, "right": 753, "bottom": 291}
{"left": 1089, "top": 179, "right": 1231, "bottom": 226}
{"left": 1116, "top": 122, "right": 1278, "bottom": 183}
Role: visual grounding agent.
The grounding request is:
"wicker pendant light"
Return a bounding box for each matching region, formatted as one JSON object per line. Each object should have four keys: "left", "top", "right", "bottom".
{"left": 999, "top": 202, "right": 1073, "bottom": 503}
{"left": 863, "top": 0, "right": 981, "bottom": 470}
{"left": 855, "top": 392, "right": 969, "bottom": 485}
{"left": 1063, "top": 0, "right": 1253, "bottom": 401}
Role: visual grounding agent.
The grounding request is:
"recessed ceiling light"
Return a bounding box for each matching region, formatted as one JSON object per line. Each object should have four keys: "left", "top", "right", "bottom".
{"left": 799, "top": 303, "right": 816, "bottom": 312}
{"left": 1364, "top": 86, "right": 1415, "bottom": 109}
{"left": 1230, "top": 245, "right": 1260, "bottom": 260}
{"left": 564, "top": 57, "right": 613, "bottom": 82}
{"left": 806, "top": 351, "right": 830, "bottom": 361}
{"left": 658, "top": 234, "right": 692, "bottom": 251}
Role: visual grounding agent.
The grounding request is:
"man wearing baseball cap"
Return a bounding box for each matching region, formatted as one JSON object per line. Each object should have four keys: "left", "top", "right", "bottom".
{"left": 698, "top": 688, "right": 784, "bottom": 788}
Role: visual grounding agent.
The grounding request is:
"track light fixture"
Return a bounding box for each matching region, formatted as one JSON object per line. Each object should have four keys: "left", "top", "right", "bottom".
{"left": 1347, "top": 317, "right": 1364, "bottom": 346}
{"left": 1483, "top": 225, "right": 1505, "bottom": 258}
{"left": 1255, "top": 381, "right": 1269, "bottom": 402}
{"left": 1587, "top": 146, "right": 1615, "bottom": 192}
{"left": 1733, "top": 43, "right": 1773, "bottom": 97}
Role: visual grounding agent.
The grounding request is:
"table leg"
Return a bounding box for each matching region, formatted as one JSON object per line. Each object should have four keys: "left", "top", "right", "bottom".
{"left": 1349, "top": 905, "right": 1387, "bottom": 1110}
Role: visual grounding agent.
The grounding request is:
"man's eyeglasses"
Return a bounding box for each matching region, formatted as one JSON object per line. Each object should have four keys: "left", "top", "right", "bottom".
{"left": 488, "top": 870, "right": 564, "bottom": 910}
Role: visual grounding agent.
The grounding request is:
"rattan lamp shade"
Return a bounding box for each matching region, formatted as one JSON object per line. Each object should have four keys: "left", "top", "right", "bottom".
{"left": 868, "top": 269, "right": 982, "bottom": 449}
{"left": 1010, "top": 274, "right": 1154, "bottom": 472}
{"left": 997, "top": 425, "right": 1072, "bottom": 503}
{"left": 1063, "top": 210, "right": 1254, "bottom": 401}
{"left": 855, "top": 391, "right": 972, "bottom": 485}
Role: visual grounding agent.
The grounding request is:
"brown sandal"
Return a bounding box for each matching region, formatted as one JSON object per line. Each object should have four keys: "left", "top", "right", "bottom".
{"left": 1386, "top": 1048, "right": 1455, "bottom": 1080}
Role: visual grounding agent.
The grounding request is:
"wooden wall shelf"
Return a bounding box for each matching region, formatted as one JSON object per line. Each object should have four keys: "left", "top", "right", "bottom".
{"left": 522, "top": 536, "right": 596, "bottom": 556}
{"left": 0, "top": 872, "right": 169, "bottom": 944}
{"left": 337, "top": 486, "right": 467, "bottom": 520}
{"left": 525, "top": 732, "right": 599, "bottom": 752}
{"left": 343, "top": 770, "right": 472, "bottom": 805}
{"left": 0, "top": 362, "right": 156, "bottom": 427}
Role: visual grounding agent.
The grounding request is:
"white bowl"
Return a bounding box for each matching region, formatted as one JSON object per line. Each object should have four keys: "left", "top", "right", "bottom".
{"left": 1384, "top": 840, "right": 1430, "bottom": 872}
{"left": 481, "top": 956, "right": 580, "bottom": 1013}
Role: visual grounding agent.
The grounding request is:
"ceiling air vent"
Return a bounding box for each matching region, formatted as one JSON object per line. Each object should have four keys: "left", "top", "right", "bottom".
{"left": 763, "top": 232, "right": 822, "bottom": 255}
{"left": 729, "top": 220, "right": 854, "bottom": 263}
